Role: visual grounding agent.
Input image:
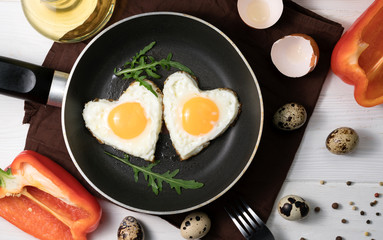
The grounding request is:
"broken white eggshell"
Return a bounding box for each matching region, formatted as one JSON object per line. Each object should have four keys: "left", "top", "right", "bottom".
{"left": 237, "top": 0, "right": 284, "bottom": 29}
{"left": 271, "top": 34, "right": 319, "bottom": 78}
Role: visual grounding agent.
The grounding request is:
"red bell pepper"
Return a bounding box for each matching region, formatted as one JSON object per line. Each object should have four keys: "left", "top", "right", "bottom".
{"left": 0, "top": 150, "right": 102, "bottom": 240}
{"left": 331, "top": 0, "right": 383, "bottom": 107}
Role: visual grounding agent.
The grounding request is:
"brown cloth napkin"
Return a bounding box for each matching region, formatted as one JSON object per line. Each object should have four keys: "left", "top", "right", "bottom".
{"left": 23, "top": 0, "right": 344, "bottom": 239}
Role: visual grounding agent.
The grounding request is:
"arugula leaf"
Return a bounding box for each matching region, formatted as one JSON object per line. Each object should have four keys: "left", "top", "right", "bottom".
{"left": 145, "top": 68, "right": 161, "bottom": 79}
{"left": 167, "top": 60, "right": 193, "bottom": 74}
{"left": 136, "top": 79, "right": 158, "bottom": 97}
{"left": 133, "top": 41, "right": 156, "bottom": 63}
{"left": 105, "top": 152, "right": 204, "bottom": 195}
{"left": 115, "top": 42, "right": 194, "bottom": 97}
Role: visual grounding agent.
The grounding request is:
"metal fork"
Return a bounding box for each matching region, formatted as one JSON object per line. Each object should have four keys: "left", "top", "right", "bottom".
{"left": 224, "top": 198, "right": 275, "bottom": 240}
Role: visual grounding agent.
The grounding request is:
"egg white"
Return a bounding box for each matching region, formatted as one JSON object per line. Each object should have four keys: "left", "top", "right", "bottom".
{"left": 82, "top": 80, "right": 163, "bottom": 162}
{"left": 163, "top": 71, "right": 240, "bottom": 160}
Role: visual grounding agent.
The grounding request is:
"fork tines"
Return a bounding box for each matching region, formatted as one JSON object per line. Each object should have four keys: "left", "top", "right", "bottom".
{"left": 225, "top": 198, "right": 265, "bottom": 239}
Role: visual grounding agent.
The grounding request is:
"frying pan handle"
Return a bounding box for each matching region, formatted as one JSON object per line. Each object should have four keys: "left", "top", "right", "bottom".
{"left": 0, "top": 56, "right": 68, "bottom": 107}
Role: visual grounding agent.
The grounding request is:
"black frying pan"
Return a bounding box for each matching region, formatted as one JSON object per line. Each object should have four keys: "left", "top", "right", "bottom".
{"left": 0, "top": 12, "right": 263, "bottom": 214}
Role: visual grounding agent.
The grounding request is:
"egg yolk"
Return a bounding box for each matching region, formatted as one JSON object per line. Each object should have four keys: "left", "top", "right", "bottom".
{"left": 108, "top": 102, "right": 147, "bottom": 139}
{"left": 182, "top": 97, "right": 219, "bottom": 135}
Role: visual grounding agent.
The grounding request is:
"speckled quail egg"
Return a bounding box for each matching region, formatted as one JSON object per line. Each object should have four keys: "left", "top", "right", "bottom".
{"left": 118, "top": 216, "right": 144, "bottom": 240}
{"left": 326, "top": 127, "right": 359, "bottom": 155}
{"left": 278, "top": 195, "right": 310, "bottom": 221}
{"left": 180, "top": 212, "right": 211, "bottom": 239}
{"left": 273, "top": 103, "right": 307, "bottom": 130}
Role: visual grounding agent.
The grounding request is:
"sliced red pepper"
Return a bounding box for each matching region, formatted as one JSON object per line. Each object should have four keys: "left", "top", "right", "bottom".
{"left": 0, "top": 150, "right": 102, "bottom": 240}
{"left": 331, "top": 0, "right": 383, "bottom": 107}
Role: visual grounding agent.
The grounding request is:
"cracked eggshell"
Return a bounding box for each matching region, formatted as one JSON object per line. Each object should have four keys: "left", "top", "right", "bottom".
{"left": 273, "top": 103, "right": 307, "bottom": 131}
{"left": 237, "top": 0, "right": 283, "bottom": 29}
{"left": 118, "top": 216, "right": 144, "bottom": 240}
{"left": 326, "top": 127, "right": 359, "bottom": 154}
{"left": 180, "top": 212, "right": 211, "bottom": 239}
{"left": 278, "top": 195, "right": 310, "bottom": 221}
{"left": 271, "top": 34, "right": 319, "bottom": 78}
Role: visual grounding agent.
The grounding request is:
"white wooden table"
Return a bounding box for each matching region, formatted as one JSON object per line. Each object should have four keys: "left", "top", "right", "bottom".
{"left": 1, "top": 1, "right": 382, "bottom": 239}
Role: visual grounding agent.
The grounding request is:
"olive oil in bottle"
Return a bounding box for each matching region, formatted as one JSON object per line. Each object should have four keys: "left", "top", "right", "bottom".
{"left": 21, "top": 0, "right": 115, "bottom": 43}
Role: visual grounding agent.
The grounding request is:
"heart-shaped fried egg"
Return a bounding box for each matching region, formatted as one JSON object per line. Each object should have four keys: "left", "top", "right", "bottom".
{"left": 82, "top": 80, "right": 162, "bottom": 162}
{"left": 163, "top": 72, "right": 240, "bottom": 160}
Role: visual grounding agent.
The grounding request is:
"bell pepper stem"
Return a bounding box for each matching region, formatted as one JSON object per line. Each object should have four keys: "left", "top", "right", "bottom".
{"left": 0, "top": 168, "right": 14, "bottom": 188}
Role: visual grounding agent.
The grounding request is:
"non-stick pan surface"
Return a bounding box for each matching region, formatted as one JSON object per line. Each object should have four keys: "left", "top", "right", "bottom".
{"left": 62, "top": 12, "right": 263, "bottom": 214}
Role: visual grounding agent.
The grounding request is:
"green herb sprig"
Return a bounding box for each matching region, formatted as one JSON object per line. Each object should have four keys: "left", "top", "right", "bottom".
{"left": 105, "top": 152, "right": 204, "bottom": 195}
{"left": 114, "top": 41, "right": 194, "bottom": 97}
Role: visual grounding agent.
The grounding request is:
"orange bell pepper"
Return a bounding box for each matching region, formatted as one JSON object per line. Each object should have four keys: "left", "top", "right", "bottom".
{"left": 331, "top": 0, "right": 383, "bottom": 107}
{"left": 0, "top": 150, "right": 102, "bottom": 240}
